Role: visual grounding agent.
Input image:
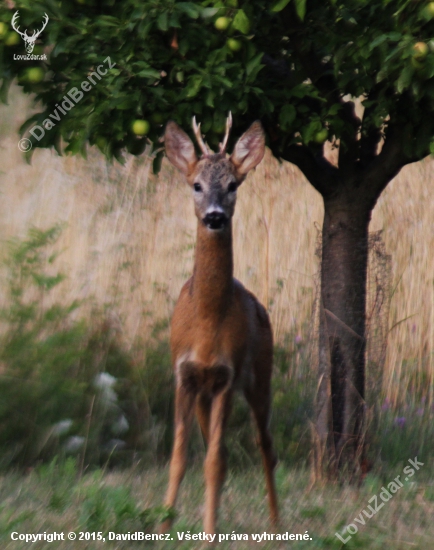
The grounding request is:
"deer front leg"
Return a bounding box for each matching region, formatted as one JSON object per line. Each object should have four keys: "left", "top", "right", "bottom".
{"left": 203, "top": 389, "right": 232, "bottom": 537}
{"left": 161, "top": 383, "right": 196, "bottom": 532}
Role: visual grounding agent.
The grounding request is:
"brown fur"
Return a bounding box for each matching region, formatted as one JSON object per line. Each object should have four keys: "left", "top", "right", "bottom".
{"left": 161, "top": 119, "right": 279, "bottom": 537}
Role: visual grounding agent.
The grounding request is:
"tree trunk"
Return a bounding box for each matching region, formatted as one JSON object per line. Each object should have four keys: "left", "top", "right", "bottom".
{"left": 314, "top": 190, "right": 372, "bottom": 480}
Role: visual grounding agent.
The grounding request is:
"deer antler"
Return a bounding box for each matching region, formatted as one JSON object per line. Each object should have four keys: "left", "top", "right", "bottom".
{"left": 11, "top": 11, "right": 28, "bottom": 39}
{"left": 192, "top": 116, "right": 211, "bottom": 157}
{"left": 32, "top": 13, "right": 49, "bottom": 40}
{"left": 219, "top": 112, "right": 232, "bottom": 154}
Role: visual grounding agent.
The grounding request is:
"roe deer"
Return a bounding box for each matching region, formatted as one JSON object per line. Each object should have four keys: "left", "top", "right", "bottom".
{"left": 162, "top": 114, "right": 278, "bottom": 537}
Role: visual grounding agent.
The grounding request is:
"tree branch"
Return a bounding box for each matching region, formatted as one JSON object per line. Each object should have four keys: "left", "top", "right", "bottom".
{"left": 278, "top": 143, "right": 339, "bottom": 197}
{"left": 362, "top": 123, "right": 406, "bottom": 201}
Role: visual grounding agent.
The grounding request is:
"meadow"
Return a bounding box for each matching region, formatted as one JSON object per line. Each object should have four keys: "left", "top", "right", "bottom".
{"left": 0, "top": 88, "right": 433, "bottom": 548}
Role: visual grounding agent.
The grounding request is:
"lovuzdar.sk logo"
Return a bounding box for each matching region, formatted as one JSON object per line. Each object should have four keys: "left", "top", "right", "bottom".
{"left": 11, "top": 10, "right": 48, "bottom": 59}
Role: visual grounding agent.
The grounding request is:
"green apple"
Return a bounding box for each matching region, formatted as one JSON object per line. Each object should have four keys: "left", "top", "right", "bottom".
{"left": 25, "top": 67, "right": 45, "bottom": 83}
{"left": 0, "top": 22, "right": 8, "bottom": 39}
{"left": 313, "top": 128, "right": 329, "bottom": 144}
{"left": 5, "top": 32, "right": 20, "bottom": 46}
{"left": 227, "top": 38, "right": 242, "bottom": 52}
{"left": 425, "top": 2, "right": 434, "bottom": 18}
{"left": 131, "top": 119, "right": 150, "bottom": 136}
{"left": 413, "top": 42, "right": 429, "bottom": 60}
{"left": 214, "top": 17, "right": 231, "bottom": 31}
{"left": 151, "top": 112, "right": 165, "bottom": 125}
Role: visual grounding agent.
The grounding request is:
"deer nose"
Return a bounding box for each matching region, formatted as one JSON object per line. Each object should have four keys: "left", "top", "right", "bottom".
{"left": 203, "top": 211, "right": 228, "bottom": 230}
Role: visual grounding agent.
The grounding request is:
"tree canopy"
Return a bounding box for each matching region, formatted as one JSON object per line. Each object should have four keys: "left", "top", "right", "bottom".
{"left": 1, "top": 0, "right": 434, "bottom": 174}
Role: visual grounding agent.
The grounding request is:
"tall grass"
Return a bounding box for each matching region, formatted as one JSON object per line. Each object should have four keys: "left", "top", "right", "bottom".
{"left": 0, "top": 87, "right": 433, "bottom": 465}
{"left": 1, "top": 459, "right": 433, "bottom": 549}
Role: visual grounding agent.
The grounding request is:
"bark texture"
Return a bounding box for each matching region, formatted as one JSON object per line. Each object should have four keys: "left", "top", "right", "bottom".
{"left": 316, "top": 193, "right": 371, "bottom": 477}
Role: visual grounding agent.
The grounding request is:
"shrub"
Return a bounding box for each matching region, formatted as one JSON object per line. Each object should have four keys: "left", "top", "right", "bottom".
{"left": 0, "top": 227, "right": 138, "bottom": 468}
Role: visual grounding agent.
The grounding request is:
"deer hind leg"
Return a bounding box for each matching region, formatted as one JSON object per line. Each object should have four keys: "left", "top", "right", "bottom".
{"left": 246, "top": 387, "right": 279, "bottom": 526}
{"left": 161, "top": 380, "right": 196, "bottom": 532}
{"left": 196, "top": 392, "right": 211, "bottom": 444}
{"left": 203, "top": 366, "right": 233, "bottom": 536}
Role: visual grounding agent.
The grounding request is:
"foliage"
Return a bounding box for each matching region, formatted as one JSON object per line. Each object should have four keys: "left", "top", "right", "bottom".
{"left": 2, "top": 1, "right": 434, "bottom": 167}
{"left": 270, "top": 339, "right": 314, "bottom": 465}
{"left": 0, "top": 226, "right": 142, "bottom": 468}
{"left": 0, "top": 458, "right": 172, "bottom": 545}
{"left": 371, "top": 395, "right": 434, "bottom": 471}
{"left": 0, "top": 226, "right": 87, "bottom": 466}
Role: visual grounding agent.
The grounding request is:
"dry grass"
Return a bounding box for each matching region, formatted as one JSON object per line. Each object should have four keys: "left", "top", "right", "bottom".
{"left": 1, "top": 462, "right": 433, "bottom": 549}
{"left": 0, "top": 87, "right": 433, "bottom": 408}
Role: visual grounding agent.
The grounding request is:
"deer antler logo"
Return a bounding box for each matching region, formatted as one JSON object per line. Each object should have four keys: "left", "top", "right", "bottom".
{"left": 11, "top": 11, "right": 49, "bottom": 54}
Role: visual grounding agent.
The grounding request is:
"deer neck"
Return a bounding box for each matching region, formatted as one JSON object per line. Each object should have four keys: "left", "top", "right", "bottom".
{"left": 192, "top": 221, "right": 234, "bottom": 320}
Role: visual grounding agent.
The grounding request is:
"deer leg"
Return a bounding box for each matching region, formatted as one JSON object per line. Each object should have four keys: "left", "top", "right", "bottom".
{"left": 196, "top": 392, "right": 211, "bottom": 444}
{"left": 161, "top": 383, "right": 196, "bottom": 531}
{"left": 246, "top": 389, "right": 279, "bottom": 526}
{"left": 203, "top": 388, "right": 232, "bottom": 537}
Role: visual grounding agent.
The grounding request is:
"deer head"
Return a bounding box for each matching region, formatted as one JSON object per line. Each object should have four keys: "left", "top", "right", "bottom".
{"left": 165, "top": 114, "right": 265, "bottom": 232}
{"left": 11, "top": 11, "right": 49, "bottom": 54}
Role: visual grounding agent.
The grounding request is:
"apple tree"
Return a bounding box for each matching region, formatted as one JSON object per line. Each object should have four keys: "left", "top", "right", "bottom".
{"left": 2, "top": 0, "right": 434, "bottom": 477}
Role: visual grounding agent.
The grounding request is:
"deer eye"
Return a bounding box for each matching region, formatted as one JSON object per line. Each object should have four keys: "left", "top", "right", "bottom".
{"left": 193, "top": 183, "right": 202, "bottom": 192}
{"left": 227, "top": 181, "right": 238, "bottom": 193}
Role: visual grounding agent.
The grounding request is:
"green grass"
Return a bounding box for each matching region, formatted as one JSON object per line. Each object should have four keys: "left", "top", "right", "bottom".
{"left": 0, "top": 459, "right": 433, "bottom": 549}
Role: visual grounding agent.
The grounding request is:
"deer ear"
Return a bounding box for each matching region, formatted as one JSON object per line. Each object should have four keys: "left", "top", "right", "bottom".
{"left": 165, "top": 121, "right": 198, "bottom": 176}
{"left": 230, "top": 121, "right": 265, "bottom": 176}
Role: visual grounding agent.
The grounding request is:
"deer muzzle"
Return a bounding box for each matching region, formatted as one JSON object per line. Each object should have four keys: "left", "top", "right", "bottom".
{"left": 203, "top": 211, "right": 228, "bottom": 231}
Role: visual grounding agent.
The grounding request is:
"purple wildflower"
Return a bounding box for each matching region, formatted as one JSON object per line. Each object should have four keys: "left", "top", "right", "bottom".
{"left": 394, "top": 417, "right": 406, "bottom": 428}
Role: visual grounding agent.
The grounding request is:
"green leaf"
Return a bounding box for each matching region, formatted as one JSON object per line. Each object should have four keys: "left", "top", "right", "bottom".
{"left": 157, "top": 12, "right": 168, "bottom": 31}
{"left": 369, "top": 32, "right": 401, "bottom": 51}
{"left": 271, "top": 0, "right": 291, "bottom": 12}
{"left": 97, "top": 16, "right": 120, "bottom": 27}
{"left": 185, "top": 75, "right": 203, "bottom": 98}
{"left": 279, "top": 104, "right": 296, "bottom": 131}
{"left": 137, "top": 69, "right": 161, "bottom": 80}
{"left": 396, "top": 65, "right": 414, "bottom": 93}
{"left": 327, "top": 103, "right": 341, "bottom": 116}
{"left": 246, "top": 53, "right": 264, "bottom": 78}
{"left": 177, "top": 3, "right": 200, "bottom": 19}
{"left": 232, "top": 10, "right": 251, "bottom": 35}
{"left": 201, "top": 8, "right": 219, "bottom": 19}
{"left": 301, "top": 119, "right": 322, "bottom": 144}
{"left": 295, "top": 0, "right": 307, "bottom": 21}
